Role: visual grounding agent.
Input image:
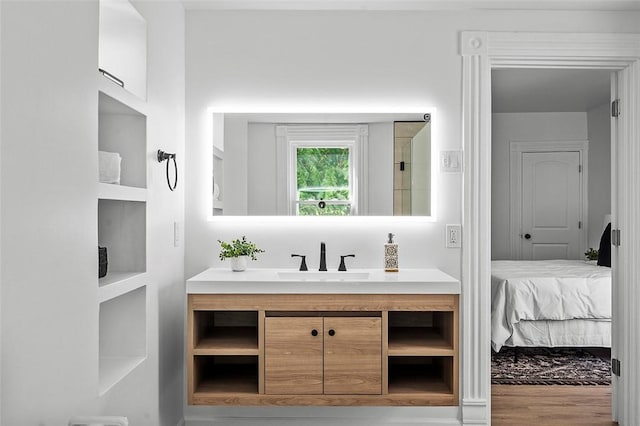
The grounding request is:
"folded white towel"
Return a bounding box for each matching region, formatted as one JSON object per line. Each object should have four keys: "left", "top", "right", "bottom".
{"left": 99, "top": 151, "right": 122, "bottom": 184}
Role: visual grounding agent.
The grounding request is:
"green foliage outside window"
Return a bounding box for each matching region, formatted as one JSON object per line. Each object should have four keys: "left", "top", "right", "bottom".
{"left": 297, "top": 147, "right": 350, "bottom": 200}
{"left": 298, "top": 204, "right": 352, "bottom": 216}
{"left": 296, "top": 147, "right": 352, "bottom": 216}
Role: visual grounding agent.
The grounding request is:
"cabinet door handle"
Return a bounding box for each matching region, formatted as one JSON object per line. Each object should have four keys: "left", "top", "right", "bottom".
{"left": 311, "top": 329, "right": 318, "bottom": 336}
{"left": 328, "top": 329, "right": 336, "bottom": 336}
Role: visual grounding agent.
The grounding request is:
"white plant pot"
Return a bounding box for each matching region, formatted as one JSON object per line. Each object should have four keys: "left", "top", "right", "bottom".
{"left": 230, "top": 256, "right": 249, "bottom": 272}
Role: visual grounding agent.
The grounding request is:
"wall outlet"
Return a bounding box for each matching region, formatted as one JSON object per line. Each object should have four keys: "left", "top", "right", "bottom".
{"left": 446, "top": 224, "right": 461, "bottom": 248}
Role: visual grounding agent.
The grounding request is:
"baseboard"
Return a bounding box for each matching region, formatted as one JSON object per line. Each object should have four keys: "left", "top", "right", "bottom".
{"left": 461, "top": 398, "right": 489, "bottom": 425}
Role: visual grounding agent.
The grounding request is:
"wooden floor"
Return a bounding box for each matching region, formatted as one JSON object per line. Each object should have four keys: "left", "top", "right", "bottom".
{"left": 492, "top": 385, "right": 616, "bottom": 426}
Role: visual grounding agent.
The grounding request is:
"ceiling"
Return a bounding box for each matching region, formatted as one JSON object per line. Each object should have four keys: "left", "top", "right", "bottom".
{"left": 491, "top": 69, "right": 611, "bottom": 113}
{"left": 181, "top": 0, "right": 640, "bottom": 10}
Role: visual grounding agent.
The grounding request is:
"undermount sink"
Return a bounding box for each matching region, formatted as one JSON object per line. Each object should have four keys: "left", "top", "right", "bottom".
{"left": 277, "top": 271, "right": 371, "bottom": 281}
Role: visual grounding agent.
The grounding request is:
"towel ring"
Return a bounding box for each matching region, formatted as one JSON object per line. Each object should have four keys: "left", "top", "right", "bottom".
{"left": 157, "top": 150, "right": 177, "bottom": 191}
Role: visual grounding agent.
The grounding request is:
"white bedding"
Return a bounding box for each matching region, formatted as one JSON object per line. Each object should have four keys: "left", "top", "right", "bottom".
{"left": 508, "top": 319, "right": 610, "bottom": 348}
{"left": 491, "top": 259, "right": 611, "bottom": 352}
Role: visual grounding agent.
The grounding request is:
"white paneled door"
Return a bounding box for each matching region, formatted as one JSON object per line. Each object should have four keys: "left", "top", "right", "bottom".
{"left": 520, "top": 151, "right": 582, "bottom": 260}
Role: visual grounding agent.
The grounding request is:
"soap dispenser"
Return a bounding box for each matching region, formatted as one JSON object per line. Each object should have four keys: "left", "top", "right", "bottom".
{"left": 384, "top": 233, "right": 399, "bottom": 272}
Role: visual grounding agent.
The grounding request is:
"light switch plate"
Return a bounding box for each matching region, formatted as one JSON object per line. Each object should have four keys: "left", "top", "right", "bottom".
{"left": 446, "top": 224, "right": 462, "bottom": 248}
{"left": 440, "top": 150, "right": 462, "bottom": 173}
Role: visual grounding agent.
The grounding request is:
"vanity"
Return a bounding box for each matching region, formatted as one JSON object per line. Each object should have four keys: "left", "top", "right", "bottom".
{"left": 186, "top": 268, "right": 460, "bottom": 406}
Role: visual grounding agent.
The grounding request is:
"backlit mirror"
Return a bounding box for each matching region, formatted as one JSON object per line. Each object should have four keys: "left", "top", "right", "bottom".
{"left": 211, "top": 113, "right": 432, "bottom": 217}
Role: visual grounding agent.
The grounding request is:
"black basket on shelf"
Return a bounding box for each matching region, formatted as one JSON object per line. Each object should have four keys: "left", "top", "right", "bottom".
{"left": 98, "top": 246, "right": 108, "bottom": 278}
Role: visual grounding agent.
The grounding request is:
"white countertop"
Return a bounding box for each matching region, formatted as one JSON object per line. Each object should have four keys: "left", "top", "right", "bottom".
{"left": 186, "top": 268, "right": 460, "bottom": 294}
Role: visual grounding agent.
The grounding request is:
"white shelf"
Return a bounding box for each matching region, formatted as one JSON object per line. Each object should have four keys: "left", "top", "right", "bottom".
{"left": 98, "top": 272, "right": 147, "bottom": 303}
{"left": 99, "top": 285, "right": 146, "bottom": 395}
{"left": 98, "top": 183, "right": 147, "bottom": 202}
{"left": 98, "top": 355, "right": 146, "bottom": 396}
{"left": 97, "top": 71, "right": 148, "bottom": 116}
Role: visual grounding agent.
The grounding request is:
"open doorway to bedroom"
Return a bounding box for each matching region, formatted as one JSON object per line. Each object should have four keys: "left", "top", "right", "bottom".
{"left": 490, "top": 68, "right": 614, "bottom": 424}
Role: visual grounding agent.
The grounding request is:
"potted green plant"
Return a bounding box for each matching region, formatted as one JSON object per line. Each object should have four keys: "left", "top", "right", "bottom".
{"left": 585, "top": 247, "right": 599, "bottom": 264}
{"left": 218, "top": 236, "right": 265, "bottom": 271}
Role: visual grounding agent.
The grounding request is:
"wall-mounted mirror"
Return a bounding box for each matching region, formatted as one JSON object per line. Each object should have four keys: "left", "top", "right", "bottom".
{"left": 98, "top": 0, "right": 147, "bottom": 100}
{"left": 211, "top": 112, "right": 432, "bottom": 217}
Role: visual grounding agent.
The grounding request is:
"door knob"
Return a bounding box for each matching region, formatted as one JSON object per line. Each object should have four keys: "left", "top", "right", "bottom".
{"left": 328, "top": 329, "right": 336, "bottom": 336}
{"left": 311, "top": 329, "right": 318, "bottom": 336}
{"left": 524, "top": 233, "right": 532, "bottom": 240}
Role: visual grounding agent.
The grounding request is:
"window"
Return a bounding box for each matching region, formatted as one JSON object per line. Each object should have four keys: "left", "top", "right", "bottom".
{"left": 296, "top": 145, "right": 352, "bottom": 216}
{"left": 276, "top": 125, "right": 368, "bottom": 216}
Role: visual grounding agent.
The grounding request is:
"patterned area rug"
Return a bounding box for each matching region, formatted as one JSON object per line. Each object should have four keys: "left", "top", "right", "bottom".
{"left": 492, "top": 347, "right": 611, "bottom": 385}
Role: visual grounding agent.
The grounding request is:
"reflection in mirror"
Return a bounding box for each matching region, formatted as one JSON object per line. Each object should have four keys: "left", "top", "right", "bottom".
{"left": 211, "top": 113, "right": 432, "bottom": 217}
{"left": 394, "top": 120, "right": 431, "bottom": 215}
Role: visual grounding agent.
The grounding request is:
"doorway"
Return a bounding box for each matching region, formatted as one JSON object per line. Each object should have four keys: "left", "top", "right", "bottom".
{"left": 490, "top": 67, "right": 613, "bottom": 424}
{"left": 460, "top": 30, "right": 640, "bottom": 426}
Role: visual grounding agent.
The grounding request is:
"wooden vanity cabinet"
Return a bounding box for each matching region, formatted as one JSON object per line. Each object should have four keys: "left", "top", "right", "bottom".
{"left": 187, "top": 293, "right": 458, "bottom": 406}
{"left": 323, "top": 317, "right": 382, "bottom": 395}
{"left": 264, "top": 316, "right": 382, "bottom": 395}
{"left": 264, "top": 317, "right": 324, "bottom": 394}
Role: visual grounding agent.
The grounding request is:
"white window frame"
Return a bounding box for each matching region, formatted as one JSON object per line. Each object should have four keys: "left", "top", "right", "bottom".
{"left": 276, "top": 124, "right": 368, "bottom": 216}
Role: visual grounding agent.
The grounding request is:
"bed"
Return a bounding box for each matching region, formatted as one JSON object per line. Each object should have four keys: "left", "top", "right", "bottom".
{"left": 491, "top": 259, "right": 611, "bottom": 352}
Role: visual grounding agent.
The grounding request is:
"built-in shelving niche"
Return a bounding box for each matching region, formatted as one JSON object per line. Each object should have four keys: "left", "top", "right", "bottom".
{"left": 98, "top": 91, "right": 147, "bottom": 189}
{"left": 97, "top": 83, "right": 147, "bottom": 395}
{"left": 99, "top": 285, "right": 147, "bottom": 395}
{"left": 98, "top": 199, "right": 146, "bottom": 281}
{"left": 97, "top": 90, "right": 147, "bottom": 297}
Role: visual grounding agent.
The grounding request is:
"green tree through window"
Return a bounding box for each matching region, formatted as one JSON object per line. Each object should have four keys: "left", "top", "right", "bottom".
{"left": 296, "top": 147, "right": 352, "bottom": 216}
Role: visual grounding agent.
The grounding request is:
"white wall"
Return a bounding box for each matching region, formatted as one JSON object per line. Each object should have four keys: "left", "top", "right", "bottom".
{"left": 368, "top": 122, "right": 394, "bottom": 215}
{"left": 1, "top": 1, "right": 185, "bottom": 425}
{"left": 131, "top": 3, "right": 186, "bottom": 425}
{"left": 491, "top": 112, "right": 589, "bottom": 260}
{"left": 185, "top": 8, "right": 640, "bottom": 423}
{"left": 247, "top": 123, "right": 278, "bottom": 214}
{"left": 491, "top": 111, "right": 611, "bottom": 260}
{"left": 2, "top": 2, "right": 100, "bottom": 424}
{"left": 587, "top": 102, "right": 612, "bottom": 249}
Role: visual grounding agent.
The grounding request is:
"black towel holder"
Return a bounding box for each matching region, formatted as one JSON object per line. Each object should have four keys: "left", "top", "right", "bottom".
{"left": 157, "top": 149, "right": 177, "bottom": 191}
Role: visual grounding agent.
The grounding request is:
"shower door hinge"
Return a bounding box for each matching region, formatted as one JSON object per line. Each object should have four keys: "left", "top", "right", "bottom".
{"left": 612, "top": 358, "right": 621, "bottom": 376}
{"left": 612, "top": 99, "right": 620, "bottom": 118}
{"left": 612, "top": 228, "right": 621, "bottom": 246}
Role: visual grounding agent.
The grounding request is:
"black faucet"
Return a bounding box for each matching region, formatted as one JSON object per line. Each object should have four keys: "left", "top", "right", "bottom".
{"left": 319, "top": 242, "right": 327, "bottom": 271}
{"left": 338, "top": 254, "right": 356, "bottom": 271}
{"left": 291, "top": 254, "right": 308, "bottom": 271}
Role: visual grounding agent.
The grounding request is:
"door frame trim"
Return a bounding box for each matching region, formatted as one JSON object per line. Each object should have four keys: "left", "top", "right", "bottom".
{"left": 509, "top": 140, "right": 589, "bottom": 259}
{"left": 460, "top": 31, "right": 640, "bottom": 425}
